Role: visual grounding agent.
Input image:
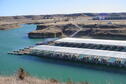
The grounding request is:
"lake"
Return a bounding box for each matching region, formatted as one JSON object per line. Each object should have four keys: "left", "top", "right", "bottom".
{"left": 0, "top": 24, "right": 126, "bottom": 84}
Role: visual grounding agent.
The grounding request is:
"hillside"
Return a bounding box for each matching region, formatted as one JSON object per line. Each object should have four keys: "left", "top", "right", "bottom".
{"left": 1, "top": 13, "right": 126, "bottom": 22}
{"left": 1, "top": 13, "right": 126, "bottom": 38}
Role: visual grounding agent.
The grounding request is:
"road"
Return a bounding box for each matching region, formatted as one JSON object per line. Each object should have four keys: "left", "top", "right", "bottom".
{"left": 70, "top": 23, "right": 82, "bottom": 37}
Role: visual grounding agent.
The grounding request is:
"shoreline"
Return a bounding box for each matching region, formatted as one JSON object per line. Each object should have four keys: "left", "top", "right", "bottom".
{"left": 0, "top": 24, "right": 21, "bottom": 30}
{"left": 0, "top": 76, "right": 62, "bottom": 84}
{"left": 0, "top": 75, "right": 89, "bottom": 84}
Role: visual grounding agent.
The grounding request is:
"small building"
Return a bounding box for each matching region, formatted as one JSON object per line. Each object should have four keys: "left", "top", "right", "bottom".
{"left": 93, "top": 13, "right": 109, "bottom": 20}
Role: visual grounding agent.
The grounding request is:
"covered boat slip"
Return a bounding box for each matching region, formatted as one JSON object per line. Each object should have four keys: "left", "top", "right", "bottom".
{"left": 55, "top": 38, "right": 126, "bottom": 47}
{"left": 31, "top": 45, "right": 126, "bottom": 59}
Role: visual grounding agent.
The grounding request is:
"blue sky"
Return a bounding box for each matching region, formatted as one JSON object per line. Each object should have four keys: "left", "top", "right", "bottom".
{"left": 0, "top": 0, "right": 126, "bottom": 16}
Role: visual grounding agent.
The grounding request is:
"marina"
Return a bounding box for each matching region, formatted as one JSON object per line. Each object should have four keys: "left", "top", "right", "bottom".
{"left": 9, "top": 37, "right": 126, "bottom": 68}
{"left": 1, "top": 24, "right": 126, "bottom": 84}
{"left": 1, "top": 0, "right": 126, "bottom": 83}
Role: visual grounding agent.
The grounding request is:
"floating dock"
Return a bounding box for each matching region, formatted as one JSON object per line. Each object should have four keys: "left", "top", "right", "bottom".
{"left": 55, "top": 38, "right": 126, "bottom": 47}
{"left": 30, "top": 45, "right": 126, "bottom": 67}
{"left": 8, "top": 38, "right": 126, "bottom": 68}
{"left": 54, "top": 38, "right": 126, "bottom": 52}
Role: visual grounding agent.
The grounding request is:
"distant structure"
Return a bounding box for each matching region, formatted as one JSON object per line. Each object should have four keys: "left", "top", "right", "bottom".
{"left": 108, "top": 21, "right": 112, "bottom": 24}
{"left": 93, "top": 13, "right": 109, "bottom": 20}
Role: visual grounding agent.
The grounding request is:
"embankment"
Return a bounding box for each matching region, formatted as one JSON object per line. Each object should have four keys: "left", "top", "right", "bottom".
{"left": 0, "top": 24, "right": 21, "bottom": 30}
{"left": 28, "top": 23, "right": 126, "bottom": 38}
{"left": 28, "top": 23, "right": 79, "bottom": 38}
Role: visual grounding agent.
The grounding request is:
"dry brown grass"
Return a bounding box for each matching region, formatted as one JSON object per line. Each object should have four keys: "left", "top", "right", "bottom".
{"left": 0, "top": 24, "right": 21, "bottom": 30}
{"left": 0, "top": 76, "right": 91, "bottom": 84}
{"left": 0, "top": 68, "right": 90, "bottom": 84}
{"left": 0, "top": 76, "right": 63, "bottom": 84}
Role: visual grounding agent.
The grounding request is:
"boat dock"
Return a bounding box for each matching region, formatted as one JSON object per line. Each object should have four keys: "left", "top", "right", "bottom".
{"left": 8, "top": 37, "right": 126, "bottom": 68}
{"left": 54, "top": 38, "right": 126, "bottom": 52}
{"left": 30, "top": 45, "right": 126, "bottom": 67}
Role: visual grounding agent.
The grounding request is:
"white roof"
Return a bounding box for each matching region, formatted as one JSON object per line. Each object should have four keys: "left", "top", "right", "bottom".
{"left": 55, "top": 38, "right": 126, "bottom": 47}
{"left": 31, "top": 45, "right": 126, "bottom": 59}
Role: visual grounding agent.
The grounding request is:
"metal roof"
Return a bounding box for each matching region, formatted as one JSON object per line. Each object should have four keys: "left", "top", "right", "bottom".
{"left": 55, "top": 38, "right": 126, "bottom": 47}
{"left": 31, "top": 45, "right": 126, "bottom": 59}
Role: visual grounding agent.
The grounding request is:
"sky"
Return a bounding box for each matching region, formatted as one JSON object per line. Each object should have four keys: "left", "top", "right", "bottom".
{"left": 0, "top": 0, "right": 126, "bottom": 16}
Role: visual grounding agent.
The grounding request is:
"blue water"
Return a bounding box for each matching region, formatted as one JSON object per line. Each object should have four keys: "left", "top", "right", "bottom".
{"left": 0, "top": 24, "right": 126, "bottom": 84}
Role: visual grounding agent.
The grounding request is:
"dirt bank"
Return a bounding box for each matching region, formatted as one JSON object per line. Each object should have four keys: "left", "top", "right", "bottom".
{"left": 0, "top": 24, "right": 21, "bottom": 30}
{"left": 28, "top": 27, "right": 63, "bottom": 38}
{"left": 28, "top": 22, "right": 126, "bottom": 38}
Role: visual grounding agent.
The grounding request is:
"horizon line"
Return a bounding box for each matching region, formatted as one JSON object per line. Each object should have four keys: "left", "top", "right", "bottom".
{"left": 0, "top": 12, "right": 126, "bottom": 17}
